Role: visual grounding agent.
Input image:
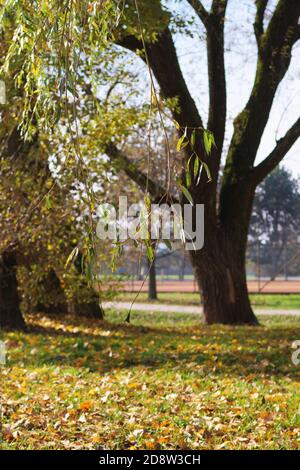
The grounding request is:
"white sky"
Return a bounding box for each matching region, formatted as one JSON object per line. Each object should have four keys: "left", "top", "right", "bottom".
{"left": 167, "top": 0, "right": 300, "bottom": 177}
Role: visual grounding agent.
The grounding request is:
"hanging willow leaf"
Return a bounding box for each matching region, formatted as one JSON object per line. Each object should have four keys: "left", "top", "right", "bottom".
{"left": 191, "top": 129, "right": 196, "bottom": 148}
{"left": 186, "top": 170, "right": 191, "bottom": 188}
{"left": 179, "top": 183, "right": 194, "bottom": 206}
{"left": 194, "top": 155, "right": 200, "bottom": 178}
{"left": 174, "top": 120, "right": 181, "bottom": 130}
{"left": 144, "top": 193, "right": 151, "bottom": 211}
{"left": 202, "top": 161, "right": 212, "bottom": 182}
{"left": 196, "top": 163, "right": 204, "bottom": 185}
{"left": 203, "top": 130, "right": 216, "bottom": 155}
{"left": 45, "top": 194, "right": 52, "bottom": 209}
{"left": 146, "top": 243, "right": 154, "bottom": 262}
{"left": 65, "top": 247, "right": 79, "bottom": 268}
{"left": 177, "top": 134, "right": 186, "bottom": 152}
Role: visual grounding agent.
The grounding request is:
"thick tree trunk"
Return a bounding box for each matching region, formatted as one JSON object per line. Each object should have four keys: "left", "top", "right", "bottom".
{"left": 191, "top": 234, "right": 259, "bottom": 325}
{"left": 71, "top": 254, "right": 104, "bottom": 319}
{"left": 33, "top": 269, "right": 68, "bottom": 314}
{"left": 148, "top": 257, "right": 157, "bottom": 301}
{"left": 0, "top": 250, "right": 26, "bottom": 330}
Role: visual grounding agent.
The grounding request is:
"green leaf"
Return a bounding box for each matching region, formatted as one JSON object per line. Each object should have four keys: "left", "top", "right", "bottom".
{"left": 177, "top": 134, "right": 186, "bottom": 152}
{"left": 202, "top": 161, "right": 212, "bottom": 182}
{"left": 174, "top": 120, "right": 181, "bottom": 131}
{"left": 65, "top": 247, "right": 79, "bottom": 268}
{"left": 45, "top": 194, "right": 52, "bottom": 209}
{"left": 146, "top": 243, "right": 154, "bottom": 262}
{"left": 194, "top": 156, "right": 200, "bottom": 178}
{"left": 191, "top": 129, "right": 196, "bottom": 148}
{"left": 179, "top": 184, "right": 194, "bottom": 206}
{"left": 203, "top": 130, "right": 215, "bottom": 155}
{"left": 187, "top": 154, "right": 193, "bottom": 170}
{"left": 144, "top": 193, "right": 151, "bottom": 210}
{"left": 186, "top": 170, "right": 191, "bottom": 188}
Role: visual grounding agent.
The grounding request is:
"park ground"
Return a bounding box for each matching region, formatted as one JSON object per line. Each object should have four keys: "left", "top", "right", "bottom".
{"left": 1, "top": 309, "right": 299, "bottom": 450}
{"left": 116, "top": 292, "right": 300, "bottom": 309}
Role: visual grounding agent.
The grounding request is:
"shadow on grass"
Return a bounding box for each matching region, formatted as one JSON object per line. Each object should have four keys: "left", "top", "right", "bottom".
{"left": 2, "top": 311, "right": 299, "bottom": 382}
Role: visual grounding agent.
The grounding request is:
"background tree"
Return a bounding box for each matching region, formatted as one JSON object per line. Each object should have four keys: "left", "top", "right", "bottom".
{"left": 249, "top": 167, "right": 300, "bottom": 280}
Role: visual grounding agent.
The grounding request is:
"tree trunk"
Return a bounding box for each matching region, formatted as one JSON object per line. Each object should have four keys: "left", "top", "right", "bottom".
{"left": 191, "top": 233, "right": 259, "bottom": 325}
{"left": 67, "top": 299, "right": 104, "bottom": 319}
{"left": 148, "top": 257, "right": 157, "bottom": 301}
{"left": 0, "top": 250, "right": 26, "bottom": 330}
{"left": 71, "top": 254, "right": 104, "bottom": 319}
{"left": 179, "top": 252, "right": 185, "bottom": 281}
{"left": 34, "top": 269, "right": 68, "bottom": 314}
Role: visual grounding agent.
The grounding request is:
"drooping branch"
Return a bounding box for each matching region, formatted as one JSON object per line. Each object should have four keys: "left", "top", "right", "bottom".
{"left": 252, "top": 117, "right": 300, "bottom": 184}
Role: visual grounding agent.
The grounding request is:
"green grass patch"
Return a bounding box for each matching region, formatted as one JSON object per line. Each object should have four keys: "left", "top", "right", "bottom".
{"left": 116, "top": 292, "right": 300, "bottom": 310}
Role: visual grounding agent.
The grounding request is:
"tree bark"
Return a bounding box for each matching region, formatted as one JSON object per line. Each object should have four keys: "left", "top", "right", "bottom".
{"left": 0, "top": 250, "right": 26, "bottom": 330}
{"left": 30, "top": 269, "right": 67, "bottom": 314}
{"left": 148, "top": 257, "right": 157, "bottom": 301}
{"left": 67, "top": 299, "right": 104, "bottom": 319}
{"left": 179, "top": 252, "right": 185, "bottom": 281}
{"left": 70, "top": 253, "right": 104, "bottom": 319}
{"left": 191, "top": 233, "right": 258, "bottom": 325}
{"left": 190, "top": 178, "right": 259, "bottom": 325}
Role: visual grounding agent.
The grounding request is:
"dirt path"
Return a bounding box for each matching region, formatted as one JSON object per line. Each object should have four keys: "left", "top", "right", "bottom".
{"left": 103, "top": 301, "right": 300, "bottom": 316}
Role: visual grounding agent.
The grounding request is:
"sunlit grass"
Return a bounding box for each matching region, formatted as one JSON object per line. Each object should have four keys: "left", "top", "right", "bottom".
{"left": 116, "top": 292, "right": 300, "bottom": 310}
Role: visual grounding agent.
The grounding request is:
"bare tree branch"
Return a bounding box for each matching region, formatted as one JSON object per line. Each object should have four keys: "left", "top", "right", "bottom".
{"left": 252, "top": 117, "right": 300, "bottom": 184}
{"left": 206, "top": 0, "right": 228, "bottom": 176}
{"left": 254, "top": 0, "right": 268, "bottom": 44}
{"left": 105, "top": 142, "right": 175, "bottom": 204}
{"left": 222, "top": 0, "right": 300, "bottom": 182}
{"left": 118, "top": 28, "right": 202, "bottom": 131}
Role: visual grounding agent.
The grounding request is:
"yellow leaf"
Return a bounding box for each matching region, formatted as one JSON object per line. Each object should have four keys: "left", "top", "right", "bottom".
{"left": 79, "top": 401, "right": 93, "bottom": 411}
{"left": 145, "top": 441, "right": 156, "bottom": 449}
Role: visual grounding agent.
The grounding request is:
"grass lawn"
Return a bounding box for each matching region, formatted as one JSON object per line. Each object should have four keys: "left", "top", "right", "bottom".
{"left": 1, "top": 311, "right": 299, "bottom": 450}
{"left": 116, "top": 292, "right": 300, "bottom": 310}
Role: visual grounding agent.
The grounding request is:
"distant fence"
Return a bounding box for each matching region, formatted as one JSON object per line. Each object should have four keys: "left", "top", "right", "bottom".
{"left": 123, "top": 279, "right": 300, "bottom": 294}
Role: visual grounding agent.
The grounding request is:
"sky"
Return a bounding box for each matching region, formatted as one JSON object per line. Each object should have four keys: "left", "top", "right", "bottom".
{"left": 166, "top": 0, "right": 300, "bottom": 177}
